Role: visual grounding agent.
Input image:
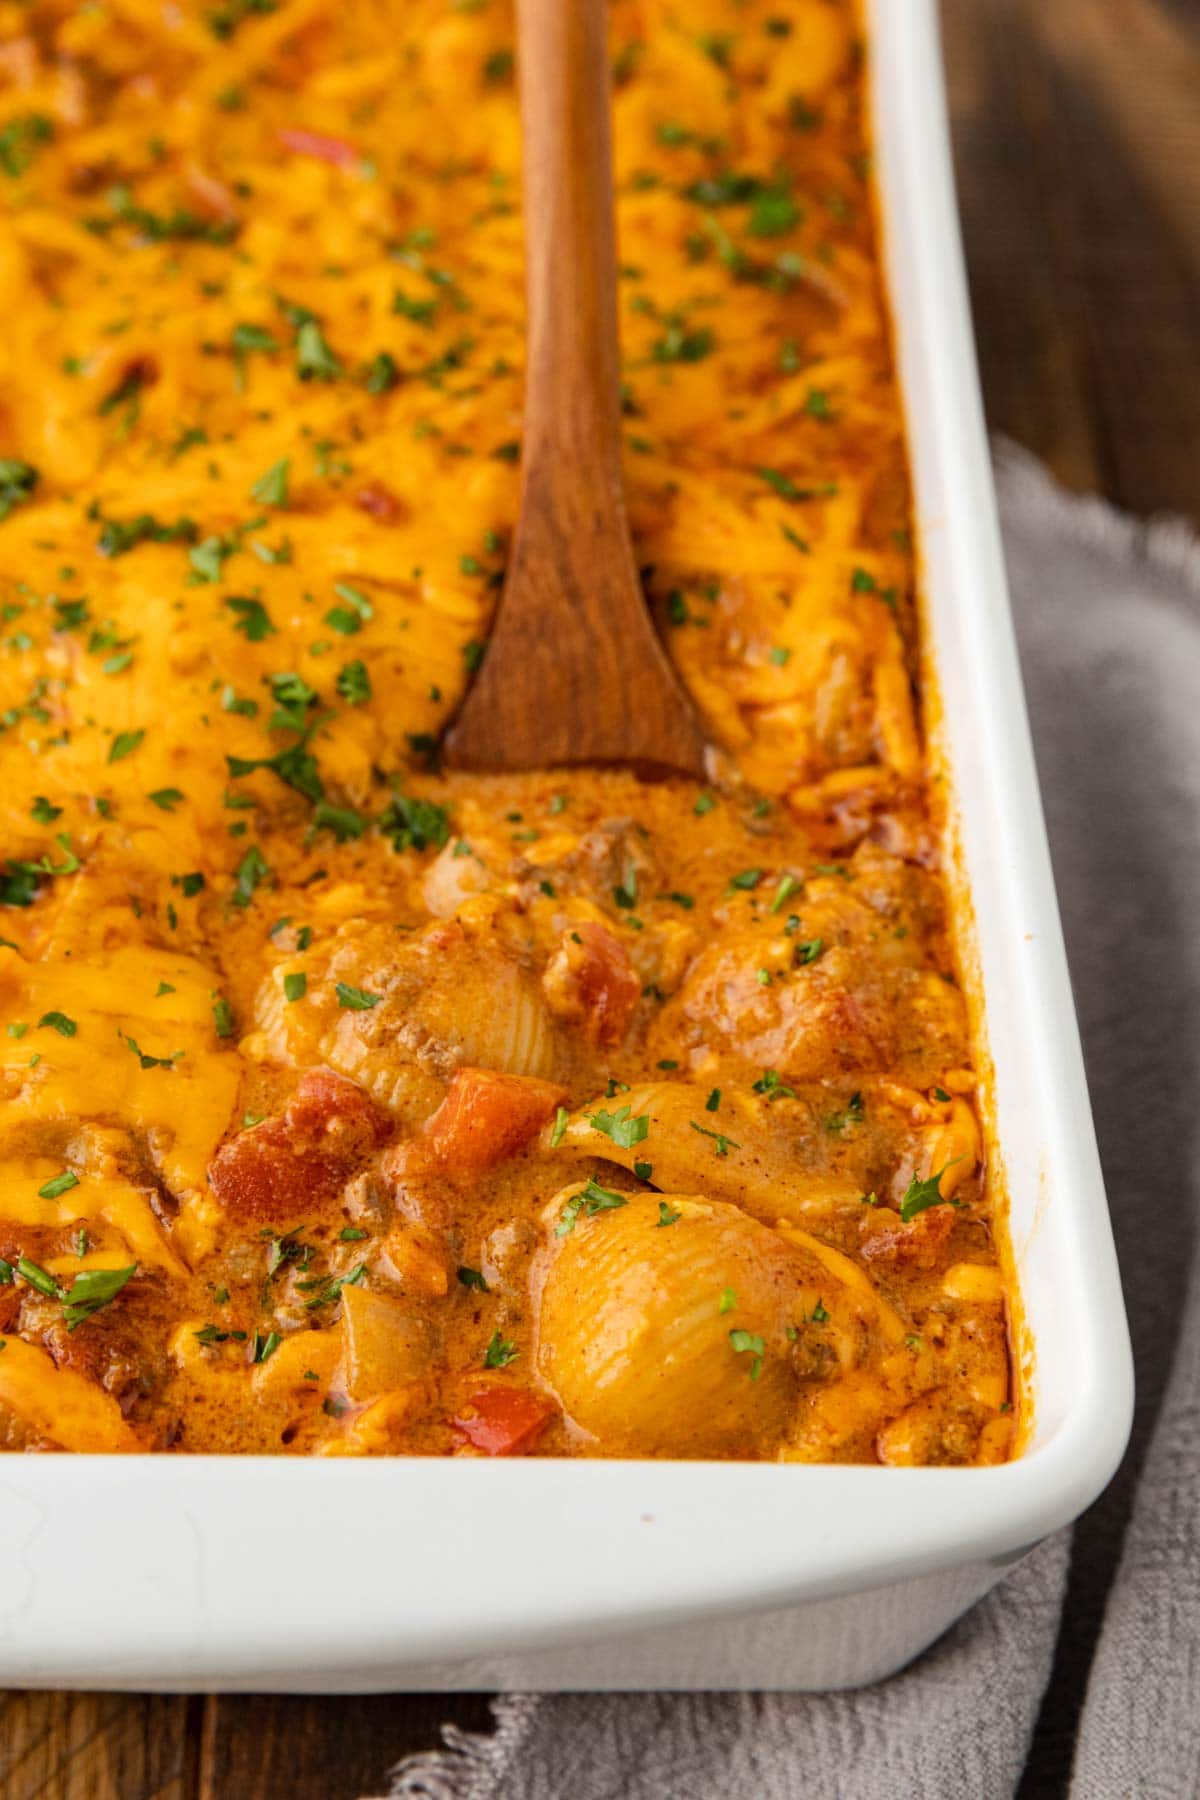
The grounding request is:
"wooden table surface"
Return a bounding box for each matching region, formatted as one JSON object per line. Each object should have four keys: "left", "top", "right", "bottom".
{"left": 5, "top": 2, "right": 1199, "bottom": 1795}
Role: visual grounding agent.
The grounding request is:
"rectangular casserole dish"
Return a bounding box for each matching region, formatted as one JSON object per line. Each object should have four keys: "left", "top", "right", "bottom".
{"left": 0, "top": 0, "right": 1132, "bottom": 1693}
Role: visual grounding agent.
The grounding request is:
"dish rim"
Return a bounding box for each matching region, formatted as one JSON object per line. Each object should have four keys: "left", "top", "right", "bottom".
{"left": 0, "top": 0, "right": 1132, "bottom": 1687}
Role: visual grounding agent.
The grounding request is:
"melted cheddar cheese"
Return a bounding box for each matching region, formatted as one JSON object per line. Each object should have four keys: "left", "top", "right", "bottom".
{"left": 0, "top": 0, "right": 1015, "bottom": 1462}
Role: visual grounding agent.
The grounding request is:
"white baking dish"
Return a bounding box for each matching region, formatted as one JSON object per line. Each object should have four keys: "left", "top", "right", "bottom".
{"left": 0, "top": 0, "right": 1132, "bottom": 1693}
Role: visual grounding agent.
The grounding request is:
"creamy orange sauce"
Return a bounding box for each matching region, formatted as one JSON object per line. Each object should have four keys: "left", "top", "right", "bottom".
{"left": 0, "top": 0, "right": 1014, "bottom": 1460}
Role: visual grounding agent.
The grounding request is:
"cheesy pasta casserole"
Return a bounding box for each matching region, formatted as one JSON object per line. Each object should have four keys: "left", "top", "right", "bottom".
{"left": 0, "top": 0, "right": 1015, "bottom": 1461}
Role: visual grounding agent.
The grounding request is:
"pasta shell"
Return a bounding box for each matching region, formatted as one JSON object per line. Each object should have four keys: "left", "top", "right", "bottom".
{"left": 535, "top": 1189, "right": 854, "bottom": 1459}
{"left": 543, "top": 1082, "right": 866, "bottom": 1222}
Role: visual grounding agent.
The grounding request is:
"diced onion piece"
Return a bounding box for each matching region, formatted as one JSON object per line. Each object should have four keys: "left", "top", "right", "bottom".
{"left": 340, "top": 1284, "right": 433, "bottom": 1401}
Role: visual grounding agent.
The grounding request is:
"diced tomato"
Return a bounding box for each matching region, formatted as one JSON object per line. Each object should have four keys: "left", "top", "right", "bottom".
{"left": 278, "top": 126, "right": 360, "bottom": 168}
{"left": 355, "top": 482, "right": 406, "bottom": 523}
{"left": 208, "top": 1069, "right": 391, "bottom": 1224}
{"left": 542, "top": 921, "right": 641, "bottom": 1046}
{"left": 860, "top": 1203, "right": 957, "bottom": 1269}
{"left": 424, "top": 1067, "right": 566, "bottom": 1175}
{"left": 452, "top": 1386, "right": 555, "bottom": 1456}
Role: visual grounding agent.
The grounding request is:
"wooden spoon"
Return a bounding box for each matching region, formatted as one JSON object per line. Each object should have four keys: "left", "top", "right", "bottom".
{"left": 443, "top": 0, "right": 707, "bottom": 780}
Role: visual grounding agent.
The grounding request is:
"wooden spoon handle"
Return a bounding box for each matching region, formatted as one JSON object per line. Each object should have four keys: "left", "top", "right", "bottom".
{"left": 444, "top": 0, "right": 707, "bottom": 777}
{"left": 518, "top": 0, "right": 625, "bottom": 506}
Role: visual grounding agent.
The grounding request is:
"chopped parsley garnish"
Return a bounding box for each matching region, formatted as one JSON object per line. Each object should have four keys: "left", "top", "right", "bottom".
{"left": 898, "top": 1165, "right": 957, "bottom": 1224}
{"left": 336, "top": 660, "right": 371, "bottom": 704}
{"left": 108, "top": 729, "right": 145, "bottom": 764}
{"left": 483, "top": 47, "right": 514, "bottom": 83}
{"left": 380, "top": 790, "right": 450, "bottom": 853}
{"left": 301, "top": 1262, "right": 366, "bottom": 1311}
{"left": 549, "top": 1106, "right": 569, "bottom": 1148}
{"left": 729, "top": 1328, "right": 765, "bottom": 1380}
{"left": 393, "top": 289, "right": 437, "bottom": 325}
{"left": 363, "top": 352, "right": 400, "bottom": 394}
{"left": 656, "top": 1201, "right": 682, "bottom": 1227}
{"left": 252, "top": 1329, "right": 282, "bottom": 1364}
{"left": 747, "top": 186, "right": 800, "bottom": 237}
{"left": 651, "top": 324, "right": 714, "bottom": 364}
{"left": 37, "top": 1170, "right": 79, "bottom": 1199}
{"left": 296, "top": 318, "right": 341, "bottom": 381}
{"left": 38, "top": 1011, "right": 77, "bottom": 1037}
{"left": 555, "top": 1179, "right": 629, "bottom": 1237}
{"left": 483, "top": 1331, "right": 518, "bottom": 1369}
{"left": 312, "top": 802, "right": 366, "bottom": 842}
{"left": 147, "top": 788, "right": 185, "bottom": 812}
{"left": 232, "top": 844, "right": 270, "bottom": 907}
{"left": 0, "top": 114, "right": 53, "bottom": 180}
{"left": 249, "top": 458, "right": 289, "bottom": 507}
{"left": 189, "top": 536, "right": 231, "bottom": 583}
{"left": 728, "top": 867, "right": 761, "bottom": 891}
{"left": 212, "top": 996, "right": 235, "bottom": 1039}
{"left": 587, "top": 1104, "right": 649, "bottom": 1149}
{"left": 795, "top": 937, "right": 824, "bottom": 965}
{"left": 283, "top": 971, "right": 307, "bottom": 1003}
{"left": 16, "top": 1256, "right": 57, "bottom": 1298}
{"left": 194, "top": 1323, "right": 246, "bottom": 1345}
{"left": 826, "top": 1091, "right": 864, "bottom": 1133}
{"left": 457, "top": 1266, "right": 489, "bottom": 1292}
{"left": 751, "top": 1068, "right": 796, "bottom": 1100}
{"left": 719, "top": 1287, "right": 737, "bottom": 1315}
{"left": 97, "top": 183, "right": 236, "bottom": 245}
{"left": 119, "top": 1030, "right": 182, "bottom": 1070}
{"left": 231, "top": 321, "right": 279, "bottom": 356}
{"left": 335, "top": 982, "right": 381, "bottom": 1011}
{"left": 225, "top": 596, "right": 277, "bottom": 642}
{"left": 17, "top": 1255, "right": 137, "bottom": 1329}
{"left": 612, "top": 866, "right": 639, "bottom": 909}
{"left": 755, "top": 466, "right": 801, "bottom": 500}
{"left": 61, "top": 1263, "right": 137, "bottom": 1329}
{"left": 0, "top": 459, "right": 38, "bottom": 522}
{"left": 689, "top": 1121, "right": 740, "bottom": 1157}
{"left": 770, "top": 873, "right": 800, "bottom": 913}
{"left": 325, "top": 581, "right": 374, "bottom": 635}
{"left": 95, "top": 513, "right": 197, "bottom": 558}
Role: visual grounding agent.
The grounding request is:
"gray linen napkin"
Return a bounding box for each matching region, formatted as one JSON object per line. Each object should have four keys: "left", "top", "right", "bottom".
{"left": 379, "top": 447, "right": 1200, "bottom": 1800}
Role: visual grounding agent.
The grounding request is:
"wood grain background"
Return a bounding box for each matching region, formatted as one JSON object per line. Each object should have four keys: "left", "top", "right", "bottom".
{"left": 5, "top": 1, "right": 1198, "bottom": 1794}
